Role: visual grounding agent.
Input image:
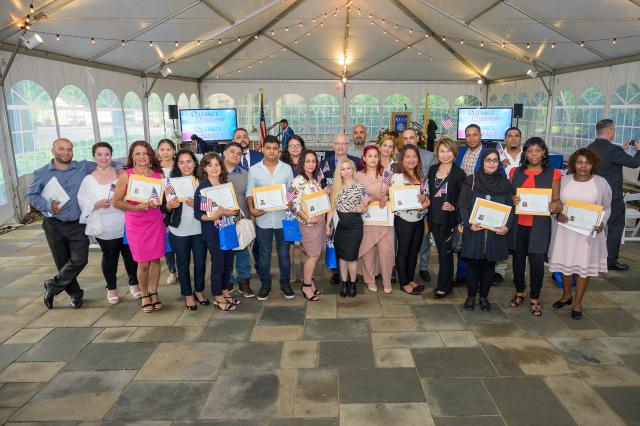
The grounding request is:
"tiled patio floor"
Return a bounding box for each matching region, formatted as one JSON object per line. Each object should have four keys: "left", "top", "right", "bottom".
{"left": 1, "top": 222, "right": 640, "bottom": 425}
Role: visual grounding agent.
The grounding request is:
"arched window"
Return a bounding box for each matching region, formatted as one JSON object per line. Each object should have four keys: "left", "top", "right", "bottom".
{"left": 348, "top": 94, "right": 381, "bottom": 134}
{"left": 123, "top": 92, "right": 144, "bottom": 146}
{"left": 575, "top": 87, "right": 605, "bottom": 148}
{"left": 308, "top": 94, "right": 341, "bottom": 143}
{"left": 206, "top": 93, "right": 234, "bottom": 108}
{"left": 276, "top": 94, "right": 306, "bottom": 135}
{"left": 500, "top": 94, "right": 513, "bottom": 107}
{"left": 7, "top": 80, "right": 56, "bottom": 176}
{"left": 147, "top": 93, "right": 165, "bottom": 144}
{"left": 551, "top": 90, "right": 576, "bottom": 154}
{"left": 514, "top": 93, "right": 530, "bottom": 139}
{"left": 382, "top": 94, "right": 412, "bottom": 129}
{"left": 236, "top": 94, "right": 270, "bottom": 140}
{"left": 453, "top": 95, "right": 482, "bottom": 136}
{"left": 96, "top": 89, "right": 126, "bottom": 158}
{"left": 189, "top": 93, "right": 199, "bottom": 109}
{"left": 521, "top": 91, "right": 548, "bottom": 140}
{"left": 419, "top": 95, "right": 450, "bottom": 136}
{"left": 488, "top": 94, "right": 498, "bottom": 106}
{"left": 610, "top": 83, "right": 640, "bottom": 144}
{"left": 163, "top": 93, "right": 176, "bottom": 137}
{"left": 178, "top": 93, "right": 189, "bottom": 111}
{"left": 55, "top": 84, "right": 94, "bottom": 161}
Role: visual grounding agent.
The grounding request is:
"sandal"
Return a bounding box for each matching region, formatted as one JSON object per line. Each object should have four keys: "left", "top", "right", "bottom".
{"left": 213, "top": 300, "right": 237, "bottom": 311}
{"left": 194, "top": 292, "right": 211, "bottom": 306}
{"left": 301, "top": 283, "right": 320, "bottom": 301}
{"left": 530, "top": 300, "right": 542, "bottom": 317}
{"left": 141, "top": 294, "right": 154, "bottom": 313}
{"left": 149, "top": 292, "right": 162, "bottom": 311}
{"left": 509, "top": 294, "right": 526, "bottom": 308}
{"left": 401, "top": 285, "right": 422, "bottom": 295}
{"left": 224, "top": 296, "right": 241, "bottom": 306}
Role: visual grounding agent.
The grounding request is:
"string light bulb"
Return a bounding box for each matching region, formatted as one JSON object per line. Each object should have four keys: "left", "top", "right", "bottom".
{"left": 526, "top": 42, "right": 531, "bottom": 48}
{"left": 175, "top": 41, "right": 179, "bottom": 46}
{"left": 442, "top": 36, "right": 446, "bottom": 41}
{"left": 580, "top": 41, "right": 585, "bottom": 47}
{"left": 299, "top": 22, "right": 303, "bottom": 27}
{"left": 56, "top": 34, "right": 60, "bottom": 41}
{"left": 501, "top": 42, "right": 506, "bottom": 48}
{"left": 612, "top": 37, "right": 617, "bottom": 44}
{"left": 409, "top": 28, "right": 413, "bottom": 34}
{"left": 121, "top": 40, "right": 126, "bottom": 46}
{"left": 460, "top": 39, "right": 464, "bottom": 44}
{"left": 91, "top": 37, "right": 96, "bottom": 44}
{"left": 149, "top": 40, "right": 153, "bottom": 47}
{"left": 551, "top": 42, "right": 556, "bottom": 48}
{"left": 29, "top": 3, "right": 34, "bottom": 13}
{"left": 285, "top": 27, "right": 289, "bottom": 32}
{"left": 218, "top": 38, "right": 222, "bottom": 44}
{"left": 480, "top": 40, "right": 484, "bottom": 47}
{"left": 341, "top": 76, "right": 347, "bottom": 84}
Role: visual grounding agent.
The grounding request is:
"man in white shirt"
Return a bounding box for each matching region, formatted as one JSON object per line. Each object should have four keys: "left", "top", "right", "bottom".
{"left": 246, "top": 135, "right": 294, "bottom": 301}
{"left": 501, "top": 127, "right": 523, "bottom": 176}
{"left": 347, "top": 123, "right": 367, "bottom": 158}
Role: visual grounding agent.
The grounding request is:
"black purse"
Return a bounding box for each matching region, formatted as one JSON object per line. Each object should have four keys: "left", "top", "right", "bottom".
{"left": 449, "top": 224, "right": 463, "bottom": 253}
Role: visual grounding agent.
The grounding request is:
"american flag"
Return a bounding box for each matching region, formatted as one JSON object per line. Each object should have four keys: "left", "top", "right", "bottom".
{"left": 259, "top": 91, "right": 267, "bottom": 149}
{"left": 361, "top": 188, "right": 372, "bottom": 205}
{"left": 286, "top": 185, "right": 296, "bottom": 204}
{"left": 420, "top": 180, "right": 429, "bottom": 195}
{"left": 107, "top": 182, "right": 116, "bottom": 200}
{"left": 441, "top": 114, "right": 454, "bottom": 130}
{"left": 434, "top": 182, "right": 448, "bottom": 198}
{"left": 165, "top": 178, "right": 176, "bottom": 196}
{"left": 149, "top": 187, "right": 160, "bottom": 204}
{"left": 316, "top": 167, "right": 325, "bottom": 183}
{"left": 200, "top": 195, "right": 215, "bottom": 213}
{"left": 382, "top": 170, "right": 393, "bottom": 186}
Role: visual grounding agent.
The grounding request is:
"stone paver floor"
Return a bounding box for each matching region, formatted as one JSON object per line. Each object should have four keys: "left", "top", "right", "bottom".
{"left": 1, "top": 222, "right": 640, "bottom": 425}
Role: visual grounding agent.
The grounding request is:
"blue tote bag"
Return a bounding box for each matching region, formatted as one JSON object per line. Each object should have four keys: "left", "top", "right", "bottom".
{"left": 283, "top": 210, "right": 302, "bottom": 242}
{"left": 325, "top": 238, "right": 337, "bottom": 269}
{"left": 218, "top": 222, "right": 240, "bottom": 250}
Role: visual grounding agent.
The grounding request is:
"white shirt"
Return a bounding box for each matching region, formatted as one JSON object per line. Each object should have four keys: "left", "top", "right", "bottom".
{"left": 390, "top": 173, "right": 426, "bottom": 222}
{"left": 503, "top": 148, "right": 522, "bottom": 176}
{"left": 169, "top": 201, "right": 201, "bottom": 237}
{"left": 77, "top": 175, "right": 125, "bottom": 240}
{"left": 246, "top": 160, "right": 293, "bottom": 229}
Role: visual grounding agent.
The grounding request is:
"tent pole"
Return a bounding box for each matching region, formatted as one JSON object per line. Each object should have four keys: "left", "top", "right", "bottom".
{"left": 545, "top": 76, "right": 555, "bottom": 151}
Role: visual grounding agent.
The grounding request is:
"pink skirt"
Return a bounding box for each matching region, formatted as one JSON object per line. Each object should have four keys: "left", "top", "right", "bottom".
{"left": 125, "top": 208, "right": 166, "bottom": 262}
{"left": 300, "top": 216, "right": 326, "bottom": 257}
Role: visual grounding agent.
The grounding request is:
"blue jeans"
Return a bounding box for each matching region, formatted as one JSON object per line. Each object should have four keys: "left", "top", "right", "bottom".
{"left": 227, "top": 247, "right": 252, "bottom": 284}
{"left": 256, "top": 226, "right": 290, "bottom": 287}
{"left": 169, "top": 233, "right": 206, "bottom": 297}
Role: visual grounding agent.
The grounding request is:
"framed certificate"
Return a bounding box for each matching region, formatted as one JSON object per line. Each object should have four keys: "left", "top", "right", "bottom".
{"left": 302, "top": 190, "right": 331, "bottom": 217}
{"left": 562, "top": 199, "right": 603, "bottom": 231}
{"left": 167, "top": 176, "right": 197, "bottom": 201}
{"left": 126, "top": 174, "right": 164, "bottom": 203}
{"left": 362, "top": 202, "right": 394, "bottom": 226}
{"left": 200, "top": 182, "right": 239, "bottom": 211}
{"left": 515, "top": 188, "right": 552, "bottom": 216}
{"left": 389, "top": 185, "right": 422, "bottom": 211}
{"left": 252, "top": 184, "right": 287, "bottom": 211}
{"left": 469, "top": 198, "right": 511, "bottom": 231}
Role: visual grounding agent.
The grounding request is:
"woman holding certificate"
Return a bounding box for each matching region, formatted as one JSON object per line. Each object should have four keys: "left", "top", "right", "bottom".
{"left": 458, "top": 149, "right": 513, "bottom": 311}
{"left": 548, "top": 148, "right": 611, "bottom": 320}
{"left": 426, "top": 138, "right": 466, "bottom": 299}
{"left": 113, "top": 141, "right": 166, "bottom": 313}
{"left": 164, "top": 150, "right": 208, "bottom": 311}
{"left": 356, "top": 146, "right": 395, "bottom": 293}
{"left": 378, "top": 134, "right": 398, "bottom": 172}
{"left": 291, "top": 149, "right": 325, "bottom": 301}
{"left": 281, "top": 135, "right": 305, "bottom": 286}
{"left": 158, "top": 139, "right": 178, "bottom": 286}
{"left": 194, "top": 153, "right": 238, "bottom": 312}
{"left": 390, "top": 145, "right": 430, "bottom": 296}
{"left": 508, "top": 137, "right": 562, "bottom": 316}
{"left": 328, "top": 159, "right": 368, "bottom": 297}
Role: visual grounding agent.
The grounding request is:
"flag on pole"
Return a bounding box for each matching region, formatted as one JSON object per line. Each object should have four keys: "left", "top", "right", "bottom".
{"left": 149, "top": 187, "right": 160, "bottom": 205}
{"left": 434, "top": 182, "right": 448, "bottom": 198}
{"left": 441, "top": 114, "right": 454, "bottom": 130}
{"left": 259, "top": 90, "right": 267, "bottom": 150}
{"left": 423, "top": 94, "right": 429, "bottom": 128}
{"left": 382, "top": 170, "right": 393, "bottom": 186}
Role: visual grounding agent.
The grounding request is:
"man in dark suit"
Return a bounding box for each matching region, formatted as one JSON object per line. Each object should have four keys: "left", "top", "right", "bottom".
{"left": 233, "top": 128, "right": 263, "bottom": 171}
{"left": 279, "top": 119, "right": 295, "bottom": 151}
{"left": 319, "top": 133, "right": 362, "bottom": 187}
{"left": 588, "top": 119, "right": 640, "bottom": 271}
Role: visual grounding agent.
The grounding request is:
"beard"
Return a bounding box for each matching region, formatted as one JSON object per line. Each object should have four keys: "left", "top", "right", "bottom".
{"left": 54, "top": 155, "right": 72, "bottom": 164}
{"left": 354, "top": 137, "right": 364, "bottom": 146}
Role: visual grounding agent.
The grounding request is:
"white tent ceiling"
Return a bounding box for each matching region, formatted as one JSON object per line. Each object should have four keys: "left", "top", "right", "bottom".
{"left": 1, "top": 0, "right": 639, "bottom": 82}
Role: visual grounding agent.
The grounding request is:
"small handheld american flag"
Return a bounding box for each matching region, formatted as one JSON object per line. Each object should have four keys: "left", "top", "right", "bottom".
{"left": 316, "top": 167, "right": 325, "bottom": 183}
{"left": 149, "top": 187, "right": 160, "bottom": 205}
{"left": 441, "top": 114, "right": 454, "bottom": 130}
{"left": 200, "top": 195, "right": 214, "bottom": 213}
{"left": 382, "top": 170, "right": 393, "bottom": 186}
{"left": 361, "top": 188, "right": 372, "bottom": 205}
{"left": 286, "top": 185, "right": 296, "bottom": 204}
{"left": 434, "top": 182, "right": 448, "bottom": 198}
{"left": 420, "top": 180, "right": 429, "bottom": 195}
{"left": 165, "top": 178, "right": 176, "bottom": 196}
{"left": 107, "top": 182, "right": 116, "bottom": 201}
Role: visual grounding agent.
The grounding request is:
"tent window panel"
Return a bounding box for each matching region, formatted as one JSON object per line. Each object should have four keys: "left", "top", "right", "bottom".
{"left": 308, "top": 94, "right": 341, "bottom": 144}
{"left": 348, "top": 94, "right": 381, "bottom": 135}
{"left": 236, "top": 94, "right": 270, "bottom": 142}
{"left": 574, "top": 87, "right": 605, "bottom": 149}
{"left": 178, "top": 93, "right": 189, "bottom": 111}
{"left": 382, "top": 94, "right": 412, "bottom": 129}
{"left": 452, "top": 95, "right": 483, "bottom": 137}
{"left": 124, "top": 92, "right": 144, "bottom": 145}
{"left": 55, "top": 84, "right": 94, "bottom": 162}
{"left": 419, "top": 95, "right": 450, "bottom": 137}
{"left": 7, "top": 80, "right": 57, "bottom": 176}
{"left": 163, "top": 93, "right": 176, "bottom": 138}
{"left": 522, "top": 91, "right": 548, "bottom": 141}
{"left": 189, "top": 94, "right": 199, "bottom": 109}
{"left": 148, "top": 93, "right": 165, "bottom": 145}
{"left": 276, "top": 94, "right": 306, "bottom": 136}
{"left": 0, "top": 162, "right": 6, "bottom": 206}
{"left": 96, "top": 89, "right": 126, "bottom": 158}
{"left": 551, "top": 90, "right": 576, "bottom": 154}
{"left": 206, "top": 93, "right": 234, "bottom": 108}
{"left": 610, "top": 83, "right": 640, "bottom": 145}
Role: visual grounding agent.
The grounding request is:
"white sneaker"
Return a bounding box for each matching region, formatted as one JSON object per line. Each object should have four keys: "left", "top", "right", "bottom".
{"left": 166, "top": 273, "right": 177, "bottom": 285}
{"left": 107, "top": 289, "right": 119, "bottom": 304}
{"left": 129, "top": 285, "right": 143, "bottom": 299}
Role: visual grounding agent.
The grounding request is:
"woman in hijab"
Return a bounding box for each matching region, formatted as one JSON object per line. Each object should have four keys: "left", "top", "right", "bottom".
{"left": 458, "top": 149, "right": 514, "bottom": 312}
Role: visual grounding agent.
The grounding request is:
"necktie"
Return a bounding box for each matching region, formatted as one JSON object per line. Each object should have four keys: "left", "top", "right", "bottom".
{"left": 242, "top": 153, "right": 249, "bottom": 170}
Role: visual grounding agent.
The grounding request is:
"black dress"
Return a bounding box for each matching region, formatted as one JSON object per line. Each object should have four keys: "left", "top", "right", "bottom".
{"left": 333, "top": 183, "right": 366, "bottom": 261}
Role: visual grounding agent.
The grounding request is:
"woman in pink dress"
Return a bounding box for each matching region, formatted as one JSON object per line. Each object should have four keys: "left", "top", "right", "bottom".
{"left": 548, "top": 148, "right": 611, "bottom": 320}
{"left": 356, "top": 146, "right": 395, "bottom": 293}
{"left": 113, "top": 141, "right": 166, "bottom": 313}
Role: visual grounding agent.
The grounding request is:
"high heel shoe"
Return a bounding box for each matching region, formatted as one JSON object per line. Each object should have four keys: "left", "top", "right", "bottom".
{"left": 340, "top": 281, "right": 349, "bottom": 298}
{"left": 348, "top": 281, "right": 357, "bottom": 297}
{"left": 552, "top": 297, "right": 572, "bottom": 309}
{"left": 194, "top": 293, "right": 211, "bottom": 306}
{"left": 301, "top": 283, "right": 320, "bottom": 301}
{"left": 149, "top": 292, "right": 162, "bottom": 311}
{"left": 185, "top": 297, "right": 197, "bottom": 311}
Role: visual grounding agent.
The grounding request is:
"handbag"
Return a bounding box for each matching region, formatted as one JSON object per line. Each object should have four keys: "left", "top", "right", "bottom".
{"left": 218, "top": 220, "right": 240, "bottom": 250}
{"left": 450, "top": 224, "right": 463, "bottom": 253}
{"left": 234, "top": 211, "right": 256, "bottom": 251}
{"left": 283, "top": 210, "right": 302, "bottom": 242}
{"left": 325, "top": 237, "right": 337, "bottom": 269}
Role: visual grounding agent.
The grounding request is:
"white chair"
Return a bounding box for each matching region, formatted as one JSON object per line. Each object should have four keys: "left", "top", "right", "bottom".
{"left": 622, "top": 192, "right": 640, "bottom": 243}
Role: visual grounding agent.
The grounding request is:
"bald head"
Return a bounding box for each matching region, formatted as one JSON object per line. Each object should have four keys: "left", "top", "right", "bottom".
{"left": 53, "top": 138, "right": 72, "bottom": 148}
{"left": 352, "top": 124, "right": 367, "bottom": 147}
{"left": 52, "top": 138, "right": 73, "bottom": 165}
{"left": 333, "top": 133, "right": 349, "bottom": 157}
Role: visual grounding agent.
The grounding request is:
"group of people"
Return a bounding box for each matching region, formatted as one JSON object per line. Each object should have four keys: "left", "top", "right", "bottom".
{"left": 27, "top": 118, "right": 638, "bottom": 320}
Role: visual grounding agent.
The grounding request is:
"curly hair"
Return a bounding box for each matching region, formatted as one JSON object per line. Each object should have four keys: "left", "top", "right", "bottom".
{"left": 567, "top": 148, "right": 600, "bottom": 175}
{"left": 519, "top": 137, "right": 550, "bottom": 169}
{"left": 126, "top": 141, "right": 162, "bottom": 172}
{"left": 198, "top": 152, "right": 228, "bottom": 184}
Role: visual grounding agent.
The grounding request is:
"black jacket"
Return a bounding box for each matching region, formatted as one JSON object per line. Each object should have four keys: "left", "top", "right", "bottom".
{"left": 426, "top": 163, "right": 466, "bottom": 229}
{"left": 588, "top": 138, "right": 640, "bottom": 200}
{"left": 319, "top": 152, "right": 362, "bottom": 188}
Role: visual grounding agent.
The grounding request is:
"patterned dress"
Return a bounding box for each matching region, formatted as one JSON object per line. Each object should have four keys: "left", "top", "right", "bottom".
{"left": 334, "top": 182, "right": 367, "bottom": 261}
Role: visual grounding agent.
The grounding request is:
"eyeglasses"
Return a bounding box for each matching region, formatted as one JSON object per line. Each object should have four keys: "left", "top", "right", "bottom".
{"left": 334, "top": 142, "right": 348, "bottom": 146}
{"left": 484, "top": 158, "right": 499, "bottom": 164}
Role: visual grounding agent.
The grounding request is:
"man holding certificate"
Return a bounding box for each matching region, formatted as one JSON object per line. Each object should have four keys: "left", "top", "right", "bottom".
{"left": 27, "top": 138, "right": 123, "bottom": 309}
{"left": 508, "top": 137, "right": 562, "bottom": 316}
{"left": 246, "top": 135, "right": 295, "bottom": 301}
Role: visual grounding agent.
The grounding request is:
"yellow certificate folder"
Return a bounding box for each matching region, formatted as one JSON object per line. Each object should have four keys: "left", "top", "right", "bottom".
{"left": 469, "top": 198, "right": 511, "bottom": 231}
{"left": 515, "top": 187, "right": 552, "bottom": 216}
{"left": 252, "top": 184, "right": 287, "bottom": 211}
{"left": 302, "top": 190, "right": 331, "bottom": 217}
{"left": 126, "top": 174, "right": 164, "bottom": 203}
{"left": 562, "top": 199, "right": 604, "bottom": 230}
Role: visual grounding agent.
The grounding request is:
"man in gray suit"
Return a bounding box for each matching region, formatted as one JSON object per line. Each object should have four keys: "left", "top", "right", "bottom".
{"left": 402, "top": 128, "right": 436, "bottom": 282}
{"left": 588, "top": 119, "right": 640, "bottom": 271}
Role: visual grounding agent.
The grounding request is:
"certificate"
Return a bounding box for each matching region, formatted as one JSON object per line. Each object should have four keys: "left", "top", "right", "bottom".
{"left": 562, "top": 200, "right": 603, "bottom": 231}
{"left": 515, "top": 188, "right": 552, "bottom": 216}
{"left": 200, "top": 182, "right": 239, "bottom": 211}
{"left": 302, "top": 190, "right": 331, "bottom": 217}
{"left": 362, "top": 202, "right": 394, "bottom": 226}
{"left": 41, "top": 177, "right": 70, "bottom": 208}
{"left": 166, "top": 176, "right": 197, "bottom": 201}
{"left": 389, "top": 185, "right": 422, "bottom": 211}
{"left": 126, "top": 174, "right": 164, "bottom": 203}
{"left": 252, "top": 184, "right": 287, "bottom": 211}
{"left": 469, "top": 198, "right": 511, "bottom": 231}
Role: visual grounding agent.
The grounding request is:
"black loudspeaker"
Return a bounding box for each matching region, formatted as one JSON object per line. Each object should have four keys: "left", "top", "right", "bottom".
{"left": 513, "top": 103, "right": 524, "bottom": 119}
{"left": 168, "top": 105, "right": 178, "bottom": 120}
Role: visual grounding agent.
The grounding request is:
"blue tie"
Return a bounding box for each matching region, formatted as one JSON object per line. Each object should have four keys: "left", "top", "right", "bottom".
{"left": 242, "top": 154, "right": 249, "bottom": 170}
